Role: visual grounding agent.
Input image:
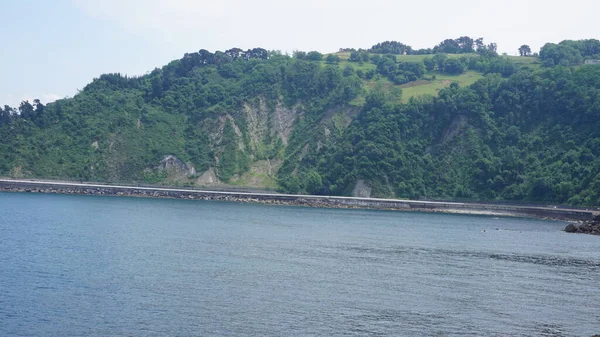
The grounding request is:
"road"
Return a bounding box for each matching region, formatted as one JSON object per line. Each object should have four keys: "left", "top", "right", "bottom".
{"left": 0, "top": 178, "right": 595, "bottom": 220}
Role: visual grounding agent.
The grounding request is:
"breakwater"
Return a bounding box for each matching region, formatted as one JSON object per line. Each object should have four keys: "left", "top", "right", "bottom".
{"left": 0, "top": 179, "right": 594, "bottom": 221}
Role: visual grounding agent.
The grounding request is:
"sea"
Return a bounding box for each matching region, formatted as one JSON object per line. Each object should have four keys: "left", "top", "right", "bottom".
{"left": 1, "top": 192, "right": 599, "bottom": 336}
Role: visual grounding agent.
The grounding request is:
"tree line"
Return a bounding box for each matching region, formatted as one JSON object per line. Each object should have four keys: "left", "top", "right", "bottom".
{"left": 364, "top": 37, "right": 498, "bottom": 55}
{"left": 539, "top": 39, "right": 600, "bottom": 66}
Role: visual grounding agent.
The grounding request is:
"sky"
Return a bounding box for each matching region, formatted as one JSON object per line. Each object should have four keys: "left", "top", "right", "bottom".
{"left": 1, "top": 0, "right": 598, "bottom": 107}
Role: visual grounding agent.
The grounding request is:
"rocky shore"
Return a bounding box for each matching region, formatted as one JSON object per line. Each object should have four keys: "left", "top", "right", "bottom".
{"left": 565, "top": 215, "right": 600, "bottom": 236}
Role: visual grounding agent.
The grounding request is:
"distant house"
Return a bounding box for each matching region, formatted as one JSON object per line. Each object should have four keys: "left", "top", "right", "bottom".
{"left": 584, "top": 59, "right": 600, "bottom": 65}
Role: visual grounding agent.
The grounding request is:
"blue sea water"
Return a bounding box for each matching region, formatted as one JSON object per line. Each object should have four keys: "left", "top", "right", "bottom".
{"left": 0, "top": 192, "right": 599, "bottom": 336}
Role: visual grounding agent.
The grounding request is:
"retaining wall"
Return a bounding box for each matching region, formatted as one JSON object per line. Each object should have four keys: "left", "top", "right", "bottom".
{"left": 0, "top": 180, "right": 593, "bottom": 221}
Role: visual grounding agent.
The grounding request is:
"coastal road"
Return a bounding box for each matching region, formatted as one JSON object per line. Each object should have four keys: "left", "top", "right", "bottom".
{"left": 0, "top": 178, "right": 468, "bottom": 205}
{"left": 0, "top": 178, "right": 595, "bottom": 220}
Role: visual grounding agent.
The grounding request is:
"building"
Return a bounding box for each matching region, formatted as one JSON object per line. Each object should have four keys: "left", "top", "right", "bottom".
{"left": 584, "top": 59, "right": 600, "bottom": 65}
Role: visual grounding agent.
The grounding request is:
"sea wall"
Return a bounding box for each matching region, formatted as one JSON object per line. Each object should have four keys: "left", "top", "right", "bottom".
{"left": 0, "top": 179, "right": 594, "bottom": 221}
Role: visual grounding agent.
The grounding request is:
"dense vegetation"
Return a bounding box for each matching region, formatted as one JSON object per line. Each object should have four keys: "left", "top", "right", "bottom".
{"left": 539, "top": 39, "right": 600, "bottom": 67}
{"left": 366, "top": 37, "right": 497, "bottom": 55}
{"left": 1, "top": 37, "right": 599, "bottom": 206}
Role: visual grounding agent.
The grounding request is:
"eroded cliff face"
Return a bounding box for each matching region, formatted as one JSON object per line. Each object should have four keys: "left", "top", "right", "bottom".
{"left": 202, "top": 98, "right": 301, "bottom": 187}
{"left": 153, "top": 99, "right": 360, "bottom": 190}
{"left": 243, "top": 98, "right": 298, "bottom": 149}
{"left": 135, "top": 98, "right": 358, "bottom": 190}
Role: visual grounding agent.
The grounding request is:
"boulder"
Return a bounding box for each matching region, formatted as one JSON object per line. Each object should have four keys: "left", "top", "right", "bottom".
{"left": 564, "top": 224, "right": 578, "bottom": 233}
{"left": 565, "top": 221, "right": 600, "bottom": 235}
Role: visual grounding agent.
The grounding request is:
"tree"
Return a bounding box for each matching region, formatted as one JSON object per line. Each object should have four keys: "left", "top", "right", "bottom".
{"left": 539, "top": 43, "right": 583, "bottom": 66}
{"left": 325, "top": 54, "right": 341, "bottom": 64}
{"left": 225, "top": 47, "right": 243, "bottom": 60}
{"left": 456, "top": 36, "right": 475, "bottom": 53}
{"left": 443, "top": 58, "right": 466, "bottom": 74}
{"left": 581, "top": 39, "right": 600, "bottom": 57}
{"left": 18, "top": 101, "right": 35, "bottom": 119}
{"left": 476, "top": 42, "right": 498, "bottom": 57}
{"left": 198, "top": 49, "right": 214, "bottom": 64}
{"left": 423, "top": 57, "right": 436, "bottom": 71}
{"left": 475, "top": 38, "right": 485, "bottom": 52}
{"left": 433, "top": 53, "right": 448, "bottom": 71}
{"left": 361, "top": 51, "right": 370, "bottom": 62}
{"left": 392, "top": 74, "right": 408, "bottom": 85}
{"left": 293, "top": 50, "right": 307, "bottom": 59}
{"left": 0, "top": 105, "right": 12, "bottom": 125}
{"left": 369, "top": 41, "right": 412, "bottom": 55}
{"left": 212, "top": 51, "right": 232, "bottom": 65}
{"left": 397, "top": 62, "right": 426, "bottom": 78}
{"left": 342, "top": 65, "right": 354, "bottom": 77}
{"left": 432, "top": 36, "right": 476, "bottom": 54}
{"left": 305, "top": 170, "right": 323, "bottom": 194}
{"left": 33, "top": 99, "right": 45, "bottom": 114}
{"left": 349, "top": 49, "right": 370, "bottom": 62}
{"left": 559, "top": 39, "right": 600, "bottom": 58}
{"left": 376, "top": 57, "right": 396, "bottom": 76}
{"left": 487, "top": 58, "right": 516, "bottom": 77}
{"left": 306, "top": 51, "right": 323, "bottom": 61}
{"left": 434, "top": 39, "right": 462, "bottom": 54}
{"left": 151, "top": 74, "right": 163, "bottom": 98}
{"left": 518, "top": 45, "right": 532, "bottom": 56}
{"left": 244, "top": 48, "right": 269, "bottom": 60}
{"left": 218, "top": 63, "right": 241, "bottom": 78}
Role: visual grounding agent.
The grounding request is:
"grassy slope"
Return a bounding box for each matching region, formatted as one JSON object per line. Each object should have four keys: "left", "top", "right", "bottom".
{"left": 504, "top": 55, "right": 541, "bottom": 69}
{"left": 345, "top": 71, "right": 485, "bottom": 105}
{"left": 328, "top": 52, "right": 541, "bottom": 103}
{"left": 401, "top": 71, "right": 483, "bottom": 101}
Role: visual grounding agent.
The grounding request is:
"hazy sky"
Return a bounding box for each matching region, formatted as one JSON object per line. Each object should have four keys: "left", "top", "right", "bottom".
{"left": 1, "top": 0, "right": 598, "bottom": 107}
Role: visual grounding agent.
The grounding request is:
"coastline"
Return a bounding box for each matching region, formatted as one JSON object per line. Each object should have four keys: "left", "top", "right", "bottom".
{"left": 0, "top": 178, "right": 595, "bottom": 221}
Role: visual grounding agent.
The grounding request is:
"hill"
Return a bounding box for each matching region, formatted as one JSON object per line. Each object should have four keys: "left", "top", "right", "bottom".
{"left": 1, "top": 37, "right": 599, "bottom": 206}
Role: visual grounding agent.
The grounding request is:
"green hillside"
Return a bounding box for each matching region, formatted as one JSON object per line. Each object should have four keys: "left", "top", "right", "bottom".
{"left": 1, "top": 37, "right": 600, "bottom": 205}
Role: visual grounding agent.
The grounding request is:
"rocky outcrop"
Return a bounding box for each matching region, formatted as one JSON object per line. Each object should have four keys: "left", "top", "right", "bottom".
{"left": 159, "top": 155, "right": 196, "bottom": 176}
{"left": 196, "top": 168, "right": 220, "bottom": 185}
{"left": 565, "top": 215, "right": 600, "bottom": 235}
{"left": 244, "top": 98, "right": 298, "bottom": 149}
{"left": 352, "top": 179, "right": 372, "bottom": 198}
